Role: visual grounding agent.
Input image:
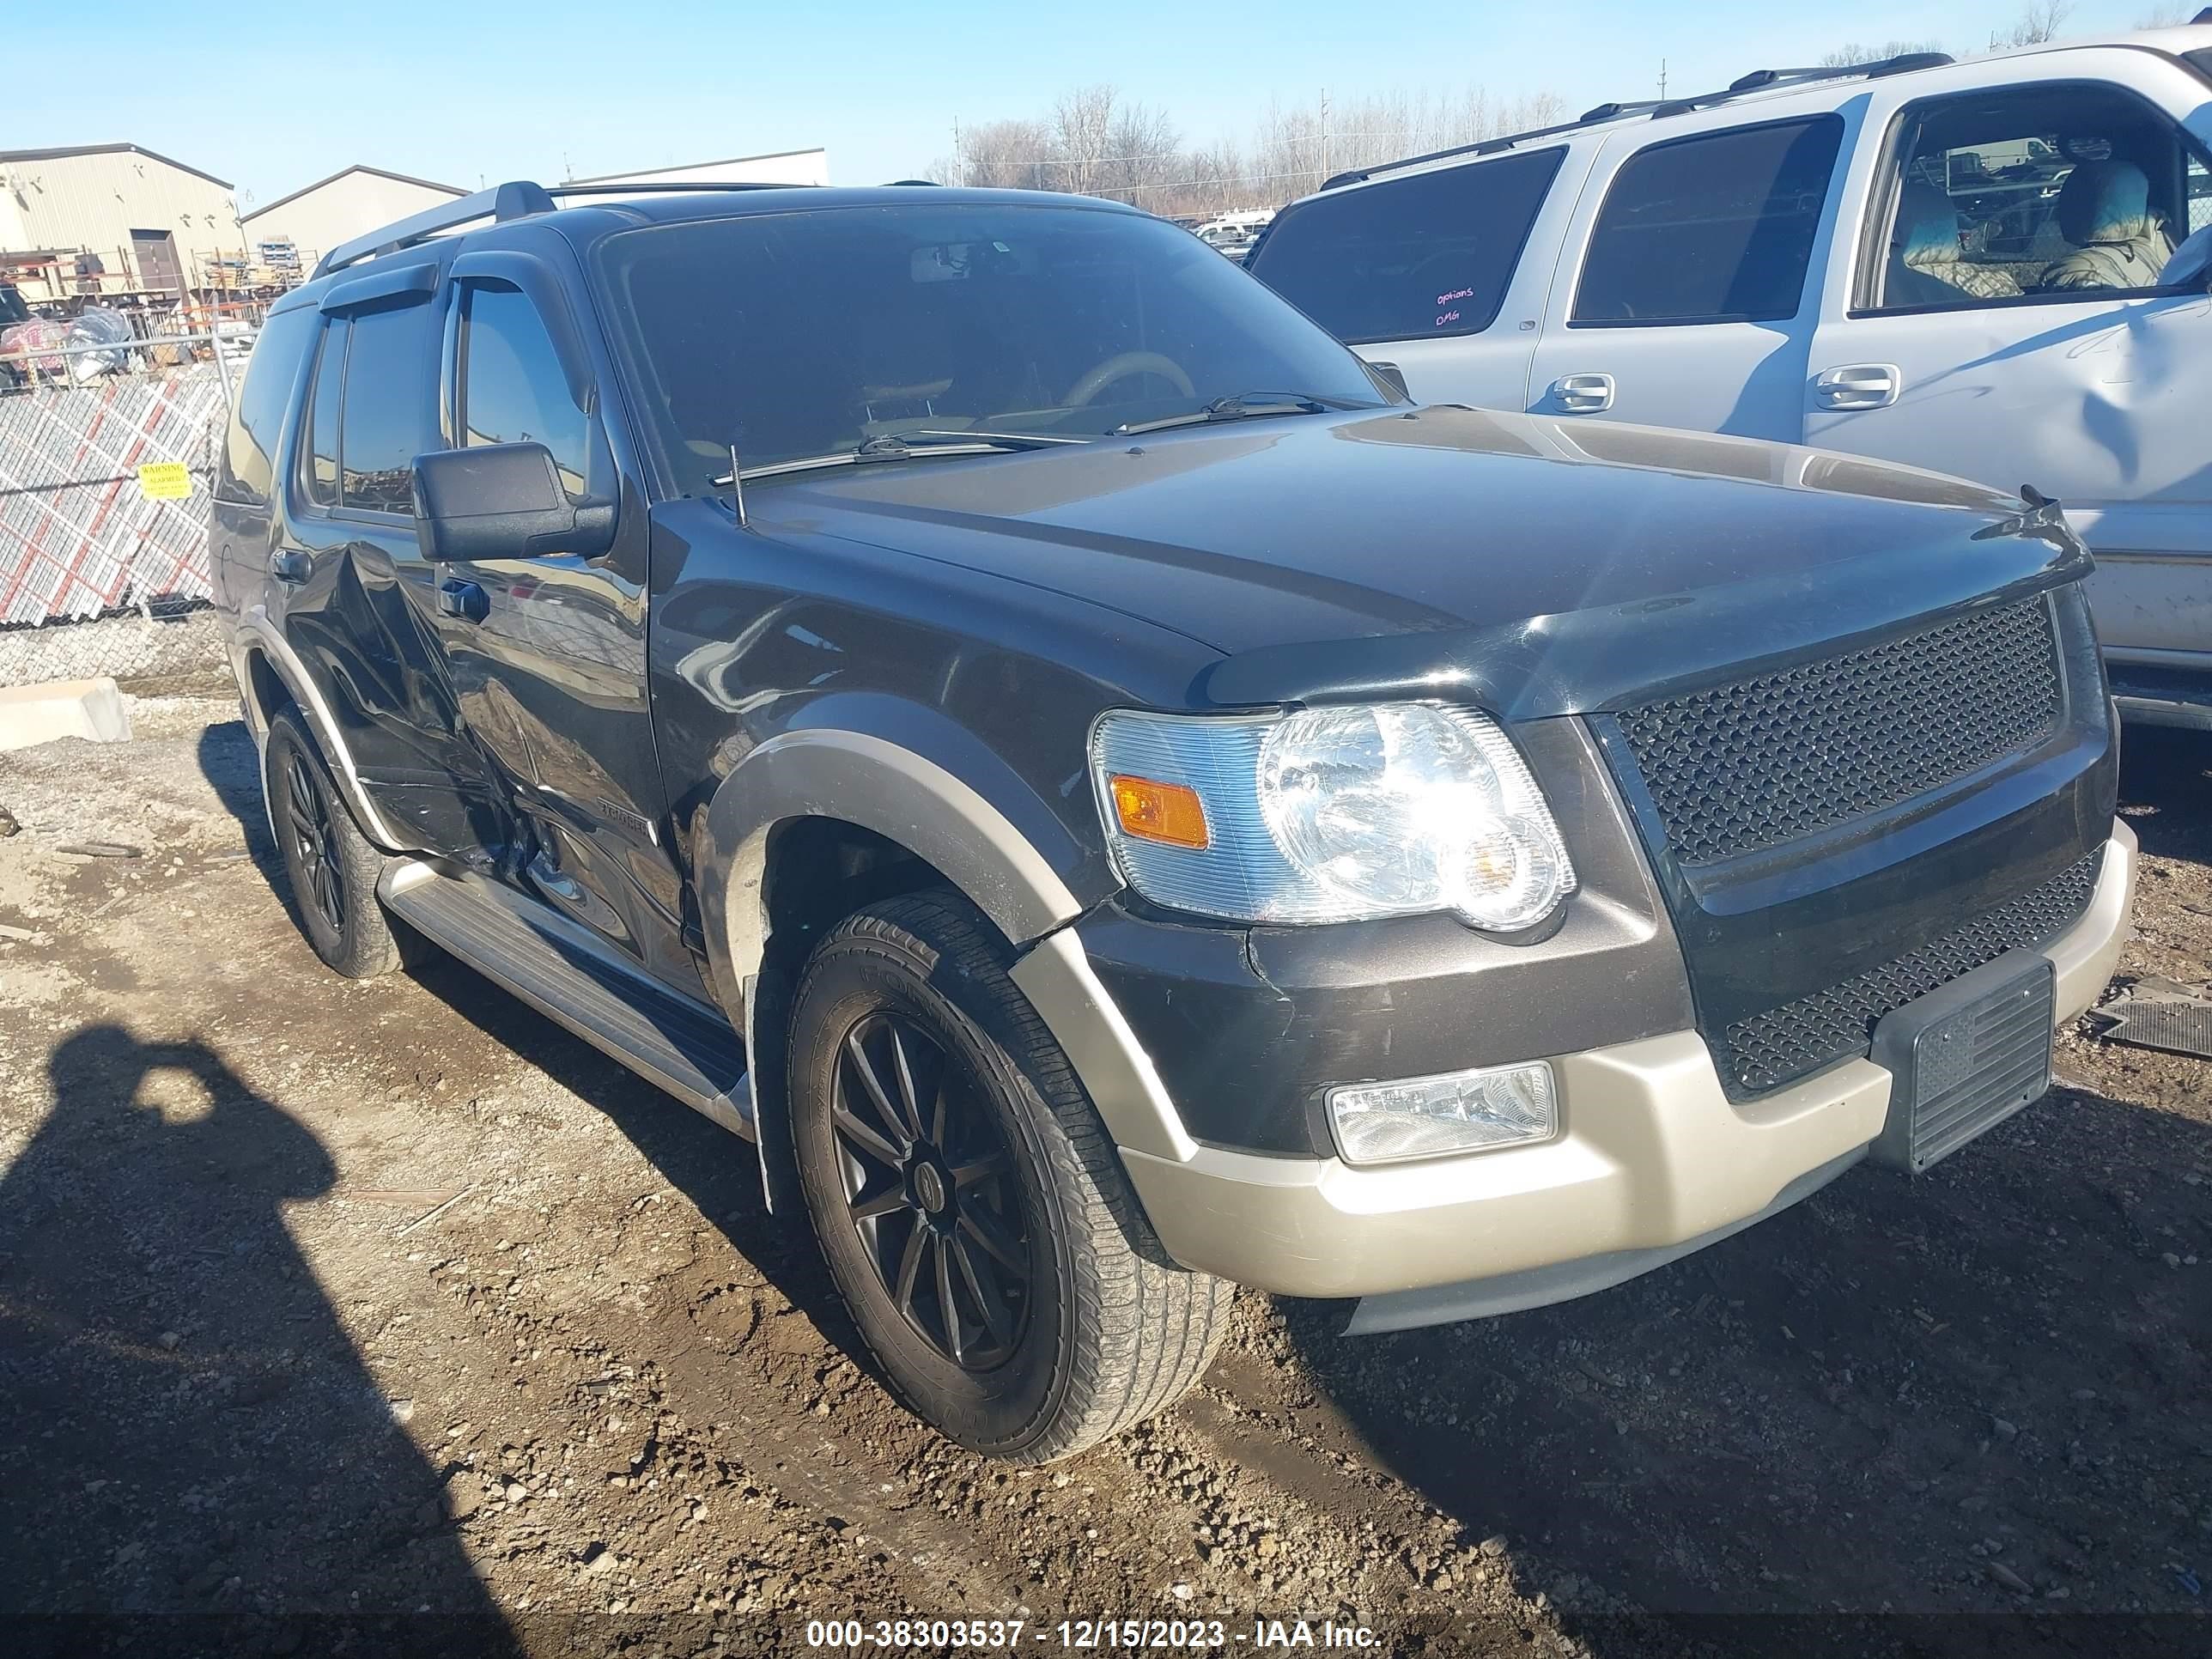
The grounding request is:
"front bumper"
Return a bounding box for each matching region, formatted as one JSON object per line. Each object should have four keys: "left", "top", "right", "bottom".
{"left": 1089, "top": 821, "right": 2135, "bottom": 1310}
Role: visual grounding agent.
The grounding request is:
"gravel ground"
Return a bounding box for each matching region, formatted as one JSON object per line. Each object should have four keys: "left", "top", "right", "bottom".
{"left": 0, "top": 699, "right": 2206, "bottom": 1659}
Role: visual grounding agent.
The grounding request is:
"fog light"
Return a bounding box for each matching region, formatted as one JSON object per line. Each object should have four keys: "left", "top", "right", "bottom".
{"left": 1327, "top": 1061, "right": 1556, "bottom": 1165}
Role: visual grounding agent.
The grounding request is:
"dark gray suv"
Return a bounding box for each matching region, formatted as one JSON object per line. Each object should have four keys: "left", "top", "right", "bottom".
{"left": 211, "top": 179, "right": 2134, "bottom": 1462}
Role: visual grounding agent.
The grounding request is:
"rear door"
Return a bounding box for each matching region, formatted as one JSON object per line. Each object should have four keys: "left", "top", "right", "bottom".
{"left": 1803, "top": 52, "right": 2212, "bottom": 672}
{"left": 1247, "top": 145, "right": 1584, "bottom": 409}
{"left": 276, "top": 277, "right": 499, "bottom": 854}
{"left": 1526, "top": 110, "right": 1851, "bottom": 438}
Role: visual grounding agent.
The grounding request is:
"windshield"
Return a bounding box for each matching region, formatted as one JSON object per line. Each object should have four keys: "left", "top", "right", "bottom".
{"left": 591, "top": 201, "right": 1386, "bottom": 494}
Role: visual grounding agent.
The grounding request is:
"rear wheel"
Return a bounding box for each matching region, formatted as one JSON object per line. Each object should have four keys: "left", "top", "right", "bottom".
{"left": 788, "top": 890, "right": 1232, "bottom": 1462}
{"left": 264, "top": 709, "right": 404, "bottom": 979}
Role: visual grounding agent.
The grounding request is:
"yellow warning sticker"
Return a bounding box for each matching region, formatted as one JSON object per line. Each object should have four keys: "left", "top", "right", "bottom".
{"left": 137, "top": 462, "right": 192, "bottom": 501}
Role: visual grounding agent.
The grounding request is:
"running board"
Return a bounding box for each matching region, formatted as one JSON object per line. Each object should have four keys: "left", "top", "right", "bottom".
{"left": 2110, "top": 669, "right": 2212, "bottom": 733}
{"left": 378, "top": 860, "right": 754, "bottom": 1140}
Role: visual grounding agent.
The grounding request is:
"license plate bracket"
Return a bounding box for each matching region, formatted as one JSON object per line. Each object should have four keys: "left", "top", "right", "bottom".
{"left": 1869, "top": 948, "right": 2055, "bottom": 1175}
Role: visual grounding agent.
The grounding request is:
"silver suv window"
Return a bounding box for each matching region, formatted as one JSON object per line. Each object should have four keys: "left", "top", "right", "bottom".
{"left": 1249, "top": 149, "right": 1565, "bottom": 343}
{"left": 1571, "top": 116, "right": 1844, "bottom": 326}
{"left": 1871, "top": 82, "right": 2212, "bottom": 311}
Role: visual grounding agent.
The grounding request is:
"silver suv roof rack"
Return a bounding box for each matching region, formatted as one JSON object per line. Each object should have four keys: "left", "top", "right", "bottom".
{"left": 312, "top": 176, "right": 815, "bottom": 280}
{"left": 1316, "top": 50, "right": 1952, "bottom": 191}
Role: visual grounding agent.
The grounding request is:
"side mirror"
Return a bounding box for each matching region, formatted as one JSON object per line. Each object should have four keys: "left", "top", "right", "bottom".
{"left": 411, "top": 442, "right": 615, "bottom": 562}
{"left": 1364, "top": 360, "right": 1411, "bottom": 403}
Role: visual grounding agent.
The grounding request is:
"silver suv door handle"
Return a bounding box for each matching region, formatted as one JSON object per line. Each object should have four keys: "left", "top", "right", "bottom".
{"left": 1815, "top": 363, "right": 1901, "bottom": 410}
{"left": 1550, "top": 373, "right": 1614, "bottom": 414}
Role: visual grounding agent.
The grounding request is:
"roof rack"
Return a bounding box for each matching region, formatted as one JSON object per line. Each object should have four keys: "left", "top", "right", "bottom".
{"left": 313, "top": 179, "right": 551, "bottom": 277}
{"left": 312, "top": 177, "right": 815, "bottom": 278}
{"left": 1316, "top": 49, "right": 1954, "bottom": 191}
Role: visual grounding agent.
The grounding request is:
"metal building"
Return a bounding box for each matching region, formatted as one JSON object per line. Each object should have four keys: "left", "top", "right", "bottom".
{"left": 240, "top": 166, "right": 465, "bottom": 276}
{"left": 0, "top": 144, "right": 244, "bottom": 303}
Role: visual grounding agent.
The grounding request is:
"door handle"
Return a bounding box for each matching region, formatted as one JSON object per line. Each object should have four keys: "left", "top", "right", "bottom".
{"left": 1550, "top": 373, "right": 1614, "bottom": 414}
{"left": 1815, "top": 363, "right": 1901, "bottom": 410}
{"left": 269, "top": 548, "right": 312, "bottom": 584}
{"left": 436, "top": 578, "right": 489, "bottom": 623}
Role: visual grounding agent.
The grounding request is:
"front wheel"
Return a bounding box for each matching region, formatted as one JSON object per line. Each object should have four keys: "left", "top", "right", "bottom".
{"left": 788, "top": 890, "right": 1232, "bottom": 1462}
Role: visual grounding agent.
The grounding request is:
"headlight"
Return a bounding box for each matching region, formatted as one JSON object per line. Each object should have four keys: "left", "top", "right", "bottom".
{"left": 1090, "top": 702, "right": 1575, "bottom": 927}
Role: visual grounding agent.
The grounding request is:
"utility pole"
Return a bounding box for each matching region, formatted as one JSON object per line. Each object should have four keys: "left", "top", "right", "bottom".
{"left": 1658, "top": 58, "right": 1668, "bottom": 99}
{"left": 952, "top": 118, "right": 964, "bottom": 187}
{"left": 1317, "top": 88, "right": 1330, "bottom": 196}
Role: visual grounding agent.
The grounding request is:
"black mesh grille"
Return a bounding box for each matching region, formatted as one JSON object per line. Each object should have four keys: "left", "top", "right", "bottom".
{"left": 1616, "top": 599, "right": 2063, "bottom": 865}
{"left": 1719, "top": 852, "right": 2101, "bottom": 1097}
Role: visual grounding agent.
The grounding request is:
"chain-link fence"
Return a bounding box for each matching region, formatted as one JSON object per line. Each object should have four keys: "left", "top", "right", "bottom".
{"left": 0, "top": 605, "right": 228, "bottom": 688}
{"left": 0, "top": 353, "right": 229, "bottom": 685}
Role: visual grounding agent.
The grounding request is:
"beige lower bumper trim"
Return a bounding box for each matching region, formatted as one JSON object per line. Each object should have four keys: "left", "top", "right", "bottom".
{"left": 1122, "top": 823, "right": 2136, "bottom": 1300}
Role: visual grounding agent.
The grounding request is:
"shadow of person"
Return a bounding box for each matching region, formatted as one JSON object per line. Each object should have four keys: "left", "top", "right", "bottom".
{"left": 0, "top": 1025, "right": 516, "bottom": 1655}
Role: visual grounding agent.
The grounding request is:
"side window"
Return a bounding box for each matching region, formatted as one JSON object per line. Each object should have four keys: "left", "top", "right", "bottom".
{"left": 459, "top": 284, "right": 590, "bottom": 496}
{"left": 1873, "top": 83, "right": 2212, "bottom": 311}
{"left": 338, "top": 302, "right": 438, "bottom": 514}
{"left": 298, "top": 317, "right": 347, "bottom": 510}
{"left": 1249, "top": 149, "right": 1567, "bottom": 343}
{"left": 216, "top": 305, "right": 316, "bottom": 507}
{"left": 1572, "top": 117, "right": 1844, "bottom": 325}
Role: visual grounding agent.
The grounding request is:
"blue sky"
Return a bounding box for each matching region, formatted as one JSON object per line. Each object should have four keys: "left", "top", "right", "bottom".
{"left": 6, "top": 0, "right": 2175, "bottom": 206}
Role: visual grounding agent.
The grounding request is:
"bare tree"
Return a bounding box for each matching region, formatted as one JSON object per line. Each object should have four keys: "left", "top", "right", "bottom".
{"left": 1817, "top": 39, "right": 1947, "bottom": 67}
{"left": 960, "top": 120, "right": 1057, "bottom": 190}
{"left": 2136, "top": 3, "right": 2191, "bottom": 24}
{"left": 1102, "top": 102, "right": 1184, "bottom": 206}
{"left": 923, "top": 78, "right": 1569, "bottom": 218}
{"left": 1990, "top": 1, "right": 2075, "bottom": 48}
{"left": 1051, "top": 85, "right": 1120, "bottom": 198}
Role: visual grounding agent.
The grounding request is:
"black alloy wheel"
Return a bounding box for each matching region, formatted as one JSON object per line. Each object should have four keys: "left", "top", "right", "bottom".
{"left": 283, "top": 749, "right": 345, "bottom": 936}
{"left": 789, "top": 891, "right": 1234, "bottom": 1462}
{"left": 830, "top": 1011, "right": 1031, "bottom": 1370}
{"left": 260, "top": 708, "right": 408, "bottom": 981}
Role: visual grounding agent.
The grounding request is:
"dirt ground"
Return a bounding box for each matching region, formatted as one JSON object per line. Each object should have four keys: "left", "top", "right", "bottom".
{"left": 1, "top": 697, "right": 2207, "bottom": 1659}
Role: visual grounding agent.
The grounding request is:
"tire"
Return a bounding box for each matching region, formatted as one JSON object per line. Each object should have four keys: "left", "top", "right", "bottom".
{"left": 788, "top": 890, "right": 1233, "bottom": 1463}
{"left": 264, "top": 708, "right": 404, "bottom": 979}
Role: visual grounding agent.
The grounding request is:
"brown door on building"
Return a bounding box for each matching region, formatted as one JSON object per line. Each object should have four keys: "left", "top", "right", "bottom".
{"left": 129, "top": 229, "right": 183, "bottom": 295}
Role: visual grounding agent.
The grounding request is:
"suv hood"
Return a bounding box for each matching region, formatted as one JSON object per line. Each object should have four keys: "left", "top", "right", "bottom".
{"left": 776, "top": 406, "right": 2091, "bottom": 719}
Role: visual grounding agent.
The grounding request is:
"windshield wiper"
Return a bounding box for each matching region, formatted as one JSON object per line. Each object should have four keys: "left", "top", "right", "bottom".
{"left": 1111, "top": 391, "right": 1368, "bottom": 436}
{"left": 716, "top": 431, "right": 1088, "bottom": 484}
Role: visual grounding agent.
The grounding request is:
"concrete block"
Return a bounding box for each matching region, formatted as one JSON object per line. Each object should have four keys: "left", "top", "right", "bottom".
{"left": 0, "top": 677, "right": 133, "bottom": 751}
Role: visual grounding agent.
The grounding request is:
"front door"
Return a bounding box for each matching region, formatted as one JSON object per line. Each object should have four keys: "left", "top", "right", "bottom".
{"left": 431, "top": 258, "right": 700, "bottom": 996}
{"left": 1805, "top": 63, "right": 2212, "bottom": 671}
{"left": 1525, "top": 111, "right": 1854, "bottom": 440}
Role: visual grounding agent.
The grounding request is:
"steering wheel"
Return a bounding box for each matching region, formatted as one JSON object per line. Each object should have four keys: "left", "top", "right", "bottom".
{"left": 1063, "top": 351, "right": 1194, "bottom": 407}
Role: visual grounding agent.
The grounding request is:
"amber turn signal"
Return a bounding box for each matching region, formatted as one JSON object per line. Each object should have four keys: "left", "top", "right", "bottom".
{"left": 1108, "top": 775, "right": 1210, "bottom": 849}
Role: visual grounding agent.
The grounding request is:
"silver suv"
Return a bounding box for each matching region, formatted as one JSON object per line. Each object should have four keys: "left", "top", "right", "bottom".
{"left": 1250, "top": 22, "right": 2212, "bottom": 729}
